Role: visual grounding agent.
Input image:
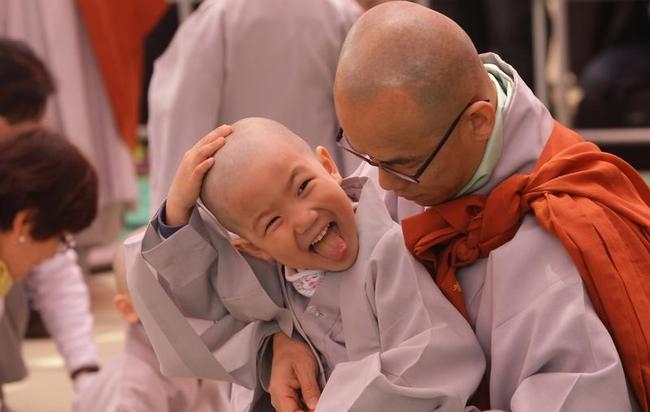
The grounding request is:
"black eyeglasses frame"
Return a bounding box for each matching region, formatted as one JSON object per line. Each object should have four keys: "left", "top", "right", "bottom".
{"left": 336, "top": 98, "right": 490, "bottom": 183}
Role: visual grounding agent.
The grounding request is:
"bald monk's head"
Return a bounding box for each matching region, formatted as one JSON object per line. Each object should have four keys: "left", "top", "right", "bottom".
{"left": 333, "top": 1, "right": 497, "bottom": 206}
{"left": 336, "top": 1, "right": 486, "bottom": 114}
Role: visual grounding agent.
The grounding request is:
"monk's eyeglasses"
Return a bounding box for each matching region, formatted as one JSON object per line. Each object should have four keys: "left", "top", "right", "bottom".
{"left": 336, "top": 98, "right": 490, "bottom": 184}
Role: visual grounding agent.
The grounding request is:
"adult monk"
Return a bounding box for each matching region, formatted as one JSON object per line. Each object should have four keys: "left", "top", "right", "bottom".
{"left": 269, "top": 2, "right": 649, "bottom": 411}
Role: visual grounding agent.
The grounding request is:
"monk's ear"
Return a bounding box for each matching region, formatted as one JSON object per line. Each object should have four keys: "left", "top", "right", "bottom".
{"left": 466, "top": 99, "right": 495, "bottom": 143}
{"left": 314, "top": 146, "right": 342, "bottom": 183}
{"left": 231, "top": 238, "right": 274, "bottom": 261}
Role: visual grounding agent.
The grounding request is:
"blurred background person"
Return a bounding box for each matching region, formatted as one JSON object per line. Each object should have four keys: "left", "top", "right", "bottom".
{"left": 567, "top": 0, "right": 650, "bottom": 124}
{"left": 73, "top": 231, "right": 230, "bottom": 412}
{"left": 0, "top": 0, "right": 167, "bottom": 271}
{"left": 0, "top": 38, "right": 102, "bottom": 405}
{"left": 0, "top": 128, "right": 98, "bottom": 411}
{"left": 146, "top": 0, "right": 362, "bottom": 212}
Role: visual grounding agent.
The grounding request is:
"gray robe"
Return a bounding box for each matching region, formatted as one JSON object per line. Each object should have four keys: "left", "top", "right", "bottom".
{"left": 73, "top": 322, "right": 230, "bottom": 412}
{"left": 146, "top": 0, "right": 361, "bottom": 211}
{"left": 128, "top": 179, "right": 485, "bottom": 411}
{"left": 350, "top": 53, "right": 635, "bottom": 412}
{"left": 127, "top": 51, "right": 634, "bottom": 412}
{"left": 0, "top": 286, "right": 28, "bottom": 386}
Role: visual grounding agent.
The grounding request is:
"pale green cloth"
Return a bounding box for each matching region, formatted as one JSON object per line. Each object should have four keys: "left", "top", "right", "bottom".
{"left": 455, "top": 64, "right": 513, "bottom": 197}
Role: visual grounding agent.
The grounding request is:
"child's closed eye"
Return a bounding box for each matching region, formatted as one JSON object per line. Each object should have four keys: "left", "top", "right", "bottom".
{"left": 265, "top": 216, "right": 280, "bottom": 234}
{"left": 298, "top": 178, "right": 313, "bottom": 195}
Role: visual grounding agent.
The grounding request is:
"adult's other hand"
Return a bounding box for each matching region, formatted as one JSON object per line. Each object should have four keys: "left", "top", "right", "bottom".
{"left": 269, "top": 332, "right": 321, "bottom": 412}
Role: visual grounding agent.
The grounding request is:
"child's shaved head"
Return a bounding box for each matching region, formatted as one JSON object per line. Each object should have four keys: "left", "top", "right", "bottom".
{"left": 200, "top": 117, "right": 357, "bottom": 271}
{"left": 200, "top": 117, "right": 314, "bottom": 233}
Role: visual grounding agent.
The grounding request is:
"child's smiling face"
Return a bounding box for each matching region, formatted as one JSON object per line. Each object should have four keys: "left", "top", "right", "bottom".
{"left": 227, "top": 142, "right": 359, "bottom": 272}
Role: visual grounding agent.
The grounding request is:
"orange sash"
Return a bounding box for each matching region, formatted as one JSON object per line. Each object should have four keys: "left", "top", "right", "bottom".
{"left": 76, "top": 0, "right": 169, "bottom": 149}
{"left": 403, "top": 122, "right": 650, "bottom": 411}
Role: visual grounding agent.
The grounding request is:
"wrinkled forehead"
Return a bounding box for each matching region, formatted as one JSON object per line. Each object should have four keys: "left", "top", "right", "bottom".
{"left": 338, "top": 91, "right": 435, "bottom": 159}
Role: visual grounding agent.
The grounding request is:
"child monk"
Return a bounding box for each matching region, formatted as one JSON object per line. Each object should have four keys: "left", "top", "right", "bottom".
{"left": 140, "top": 117, "right": 485, "bottom": 411}
{"left": 73, "top": 230, "right": 231, "bottom": 411}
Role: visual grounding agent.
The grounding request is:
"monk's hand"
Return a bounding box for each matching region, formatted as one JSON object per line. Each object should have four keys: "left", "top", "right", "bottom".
{"left": 269, "top": 332, "right": 321, "bottom": 412}
{"left": 165, "top": 125, "right": 232, "bottom": 226}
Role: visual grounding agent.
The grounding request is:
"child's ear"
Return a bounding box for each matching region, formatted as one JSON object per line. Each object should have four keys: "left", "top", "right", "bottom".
{"left": 113, "top": 293, "right": 140, "bottom": 323}
{"left": 314, "top": 146, "right": 342, "bottom": 183}
{"left": 231, "top": 238, "right": 274, "bottom": 261}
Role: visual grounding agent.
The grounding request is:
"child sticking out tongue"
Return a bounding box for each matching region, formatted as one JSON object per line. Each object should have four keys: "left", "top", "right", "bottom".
{"left": 312, "top": 224, "right": 347, "bottom": 261}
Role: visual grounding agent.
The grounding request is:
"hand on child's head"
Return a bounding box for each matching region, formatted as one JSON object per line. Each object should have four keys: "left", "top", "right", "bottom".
{"left": 165, "top": 126, "right": 231, "bottom": 226}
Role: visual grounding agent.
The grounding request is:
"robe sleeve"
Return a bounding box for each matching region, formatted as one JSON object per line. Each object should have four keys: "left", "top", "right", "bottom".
{"left": 317, "top": 227, "right": 485, "bottom": 411}
{"left": 72, "top": 355, "right": 172, "bottom": 412}
{"left": 127, "top": 207, "right": 282, "bottom": 390}
{"left": 26, "top": 251, "right": 99, "bottom": 376}
{"left": 483, "top": 216, "right": 634, "bottom": 412}
{"left": 141, "top": 205, "right": 224, "bottom": 320}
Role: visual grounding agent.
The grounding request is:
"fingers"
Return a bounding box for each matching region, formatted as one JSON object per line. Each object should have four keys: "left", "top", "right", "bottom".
{"left": 192, "top": 156, "right": 215, "bottom": 179}
{"left": 271, "top": 387, "right": 306, "bottom": 412}
{"left": 164, "top": 125, "right": 232, "bottom": 227}
{"left": 269, "top": 374, "right": 304, "bottom": 412}
{"left": 269, "top": 333, "right": 319, "bottom": 412}
{"left": 193, "top": 123, "right": 231, "bottom": 156}
{"left": 268, "top": 360, "right": 300, "bottom": 412}
{"left": 190, "top": 124, "right": 232, "bottom": 160}
{"left": 182, "top": 126, "right": 230, "bottom": 183}
{"left": 200, "top": 124, "right": 233, "bottom": 144}
{"left": 212, "top": 123, "right": 233, "bottom": 137}
{"left": 181, "top": 134, "right": 226, "bottom": 178}
{"left": 295, "top": 365, "right": 320, "bottom": 411}
{"left": 195, "top": 135, "right": 226, "bottom": 160}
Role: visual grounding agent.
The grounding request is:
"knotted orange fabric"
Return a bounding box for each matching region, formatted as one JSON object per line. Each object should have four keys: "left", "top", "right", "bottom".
{"left": 403, "top": 121, "right": 650, "bottom": 411}
{"left": 76, "top": 0, "right": 169, "bottom": 149}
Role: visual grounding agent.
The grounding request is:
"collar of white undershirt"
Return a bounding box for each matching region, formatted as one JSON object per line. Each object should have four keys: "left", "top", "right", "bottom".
{"left": 454, "top": 63, "right": 513, "bottom": 197}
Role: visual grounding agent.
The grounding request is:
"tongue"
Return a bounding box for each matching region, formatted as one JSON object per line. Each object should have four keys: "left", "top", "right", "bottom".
{"left": 313, "top": 227, "right": 347, "bottom": 260}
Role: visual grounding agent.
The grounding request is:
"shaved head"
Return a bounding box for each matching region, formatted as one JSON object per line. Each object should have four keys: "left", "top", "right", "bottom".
{"left": 333, "top": 2, "right": 497, "bottom": 206}
{"left": 200, "top": 117, "right": 314, "bottom": 232}
{"left": 335, "top": 1, "right": 487, "bottom": 114}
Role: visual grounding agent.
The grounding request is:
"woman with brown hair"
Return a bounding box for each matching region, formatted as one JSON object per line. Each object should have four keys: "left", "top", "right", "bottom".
{"left": 0, "top": 38, "right": 103, "bottom": 409}
{"left": 0, "top": 128, "right": 98, "bottom": 410}
{"left": 0, "top": 128, "right": 97, "bottom": 292}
